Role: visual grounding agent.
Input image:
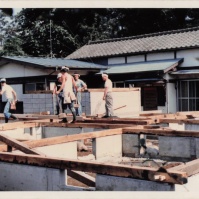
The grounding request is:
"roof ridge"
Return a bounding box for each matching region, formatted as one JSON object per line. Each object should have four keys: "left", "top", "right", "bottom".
{"left": 88, "top": 26, "right": 199, "bottom": 45}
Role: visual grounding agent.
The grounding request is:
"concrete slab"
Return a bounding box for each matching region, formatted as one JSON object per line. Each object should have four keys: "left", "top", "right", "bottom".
{"left": 122, "top": 134, "right": 140, "bottom": 157}
{"left": 92, "top": 135, "right": 122, "bottom": 159}
{"left": 0, "top": 162, "right": 66, "bottom": 191}
{"left": 96, "top": 174, "right": 174, "bottom": 191}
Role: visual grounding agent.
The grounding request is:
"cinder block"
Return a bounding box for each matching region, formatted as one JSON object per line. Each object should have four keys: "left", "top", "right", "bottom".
{"left": 23, "top": 94, "right": 33, "bottom": 99}
{"left": 159, "top": 136, "right": 193, "bottom": 158}
{"left": 25, "top": 103, "right": 33, "bottom": 108}
{"left": 32, "top": 94, "right": 39, "bottom": 98}
{"left": 195, "top": 138, "right": 199, "bottom": 158}
{"left": 0, "top": 162, "right": 66, "bottom": 191}
{"left": 38, "top": 94, "right": 46, "bottom": 99}
{"left": 122, "top": 134, "right": 140, "bottom": 157}
{"left": 23, "top": 98, "right": 32, "bottom": 104}
{"left": 92, "top": 135, "right": 122, "bottom": 159}
{"left": 46, "top": 103, "right": 53, "bottom": 108}
{"left": 33, "top": 104, "right": 39, "bottom": 108}
{"left": 96, "top": 174, "right": 174, "bottom": 191}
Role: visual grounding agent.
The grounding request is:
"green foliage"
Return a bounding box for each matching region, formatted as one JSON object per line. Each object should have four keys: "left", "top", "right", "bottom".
{"left": 4, "top": 8, "right": 199, "bottom": 58}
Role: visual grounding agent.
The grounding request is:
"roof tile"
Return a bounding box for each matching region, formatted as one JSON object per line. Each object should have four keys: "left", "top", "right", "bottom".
{"left": 67, "top": 28, "right": 199, "bottom": 59}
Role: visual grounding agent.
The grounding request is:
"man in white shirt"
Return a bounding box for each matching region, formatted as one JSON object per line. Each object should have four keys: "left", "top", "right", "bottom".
{"left": 73, "top": 72, "right": 87, "bottom": 116}
{"left": 102, "top": 73, "right": 114, "bottom": 118}
{"left": 56, "top": 66, "right": 77, "bottom": 123}
{"left": 0, "top": 78, "right": 18, "bottom": 123}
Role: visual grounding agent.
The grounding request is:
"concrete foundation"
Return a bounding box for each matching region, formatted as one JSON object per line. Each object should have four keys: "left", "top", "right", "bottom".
{"left": 92, "top": 135, "right": 122, "bottom": 159}
{"left": 1, "top": 127, "right": 42, "bottom": 140}
{"left": 96, "top": 174, "right": 174, "bottom": 191}
{"left": 0, "top": 162, "right": 66, "bottom": 191}
{"left": 36, "top": 141, "right": 77, "bottom": 159}
{"left": 122, "top": 134, "right": 140, "bottom": 157}
{"left": 42, "top": 127, "right": 82, "bottom": 138}
{"left": 159, "top": 136, "right": 196, "bottom": 159}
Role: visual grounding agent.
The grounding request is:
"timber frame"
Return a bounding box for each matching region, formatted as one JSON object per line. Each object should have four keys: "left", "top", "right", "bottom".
{"left": 1, "top": 111, "right": 199, "bottom": 188}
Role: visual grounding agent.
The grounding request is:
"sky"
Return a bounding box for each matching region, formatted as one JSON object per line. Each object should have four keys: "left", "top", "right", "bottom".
{"left": 13, "top": 8, "right": 22, "bottom": 16}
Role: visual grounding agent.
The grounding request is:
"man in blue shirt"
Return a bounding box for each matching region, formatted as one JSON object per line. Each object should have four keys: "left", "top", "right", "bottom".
{"left": 73, "top": 72, "right": 87, "bottom": 116}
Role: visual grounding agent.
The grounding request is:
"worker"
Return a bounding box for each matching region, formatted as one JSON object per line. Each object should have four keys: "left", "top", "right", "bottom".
{"left": 73, "top": 72, "right": 87, "bottom": 116}
{"left": 53, "top": 73, "right": 63, "bottom": 115}
{"left": 0, "top": 78, "right": 18, "bottom": 123}
{"left": 102, "top": 73, "right": 114, "bottom": 118}
{"left": 56, "top": 66, "right": 77, "bottom": 123}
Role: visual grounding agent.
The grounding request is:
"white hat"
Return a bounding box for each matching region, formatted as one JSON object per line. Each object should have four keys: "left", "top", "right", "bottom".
{"left": 102, "top": 73, "right": 108, "bottom": 78}
{"left": 0, "top": 78, "right": 6, "bottom": 82}
{"left": 60, "top": 66, "right": 69, "bottom": 72}
{"left": 57, "top": 73, "right": 62, "bottom": 79}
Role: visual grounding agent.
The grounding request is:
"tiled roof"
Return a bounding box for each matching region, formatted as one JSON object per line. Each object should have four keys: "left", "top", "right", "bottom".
{"left": 1, "top": 56, "right": 107, "bottom": 69}
{"left": 101, "top": 59, "right": 183, "bottom": 75}
{"left": 67, "top": 27, "right": 199, "bottom": 60}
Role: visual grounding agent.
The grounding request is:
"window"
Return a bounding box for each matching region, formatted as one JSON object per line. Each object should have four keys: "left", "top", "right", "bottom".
{"left": 178, "top": 80, "right": 199, "bottom": 111}
{"left": 24, "top": 82, "right": 45, "bottom": 93}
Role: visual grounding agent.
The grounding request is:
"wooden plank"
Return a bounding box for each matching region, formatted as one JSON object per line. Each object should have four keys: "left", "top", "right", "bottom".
{"left": 42, "top": 122, "right": 134, "bottom": 129}
{"left": 67, "top": 170, "right": 95, "bottom": 187}
{"left": 0, "top": 133, "right": 45, "bottom": 155}
{"left": 24, "top": 128, "right": 123, "bottom": 148}
{"left": 87, "top": 88, "right": 140, "bottom": 92}
{"left": 168, "top": 159, "right": 199, "bottom": 177}
{"left": 82, "top": 119, "right": 150, "bottom": 125}
{"left": 0, "top": 152, "right": 187, "bottom": 184}
{"left": 122, "top": 127, "right": 199, "bottom": 137}
{"left": 159, "top": 118, "right": 199, "bottom": 124}
{"left": 0, "top": 122, "right": 42, "bottom": 131}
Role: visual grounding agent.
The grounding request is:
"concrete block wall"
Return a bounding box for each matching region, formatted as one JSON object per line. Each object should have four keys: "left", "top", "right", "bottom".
{"left": 23, "top": 94, "right": 54, "bottom": 114}
{"left": 122, "top": 134, "right": 140, "bottom": 157}
{"left": 0, "top": 162, "right": 66, "bottom": 191}
{"left": 81, "top": 92, "right": 91, "bottom": 116}
{"left": 96, "top": 174, "right": 174, "bottom": 191}
{"left": 159, "top": 136, "right": 197, "bottom": 159}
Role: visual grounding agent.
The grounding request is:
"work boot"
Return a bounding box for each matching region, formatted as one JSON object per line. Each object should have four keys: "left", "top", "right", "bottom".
{"left": 10, "top": 114, "right": 18, "bottom": 121}
{"left": 5, "top": 118, "right": 8, "bottom": 123}
{"left": 59, "top": 118, "right": 68, "bottom": 123}
{"left": 71, "top": 111, "right": 76, "bottom": 123}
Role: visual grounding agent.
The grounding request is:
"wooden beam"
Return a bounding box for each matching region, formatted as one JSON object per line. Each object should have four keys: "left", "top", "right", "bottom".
{"left": 42, "top": 122, "right": 134, "bottom": 129}
{"left": 168, "top": 159, "right": 199, "bottom": 177}
{"left": 0, "top": 152, "right": 187, "bottom": 184}
{"left": 25, "top": 128, "right": 123, "bottom": 148}
{"left": 0, "top": 122, "right": 42, "bottom": 131}
{"left": 160, "top": 118, "right": 199, "bottom": 124}
{"left": 83, "top": 118, "right": 150, "bottom": 125}
{"left": 67, "top": 170, "right": 95, "bottom": 187}
{"left": 0, "top": 133, "right": 45, "bottom": 155}
{"left": 122, "top": 127, "right": 199, "bottom": 137}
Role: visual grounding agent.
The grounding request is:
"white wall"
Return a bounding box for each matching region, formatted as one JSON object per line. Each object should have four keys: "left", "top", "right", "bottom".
{"left": 176, "top": 49, "right": 199, "bottom": 67}
{"left": 127, "top": 55, "right": 145, "bottom": 63}
{"left": 166, "top": 82, "right": 177, "bottom": 113}
{"left": 108, "top": 57, "right": 125, "bottom": 65}
{"left": 147, "top": 52, "right": 174, "bottom": 61}
{"left": 90, "top": 89, "right": 141, "bottom": 117}
{"left": 0, "top": 63, "right": 51, "bottom": 78}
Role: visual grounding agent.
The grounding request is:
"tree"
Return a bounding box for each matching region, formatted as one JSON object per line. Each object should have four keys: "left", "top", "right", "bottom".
{"left": 15, "top": 8, "right": 199, "bottom": 58}
{"left": 0, "top": 10, "right": 25, "bottom": 56}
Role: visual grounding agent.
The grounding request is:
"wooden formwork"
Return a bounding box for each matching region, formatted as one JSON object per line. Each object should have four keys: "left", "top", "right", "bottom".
{"left": 1, "top": 111, "right": 199, "bottom": 189}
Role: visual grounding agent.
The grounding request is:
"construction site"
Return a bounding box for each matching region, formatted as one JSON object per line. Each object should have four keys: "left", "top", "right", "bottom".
{"left": 0, "top": 88, "right": 199, "bottom": 192}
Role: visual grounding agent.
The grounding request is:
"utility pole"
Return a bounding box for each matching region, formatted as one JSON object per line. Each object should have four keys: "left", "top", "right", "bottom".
{"left": 50, "top": 19, "right": 53, "bottom": 58}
